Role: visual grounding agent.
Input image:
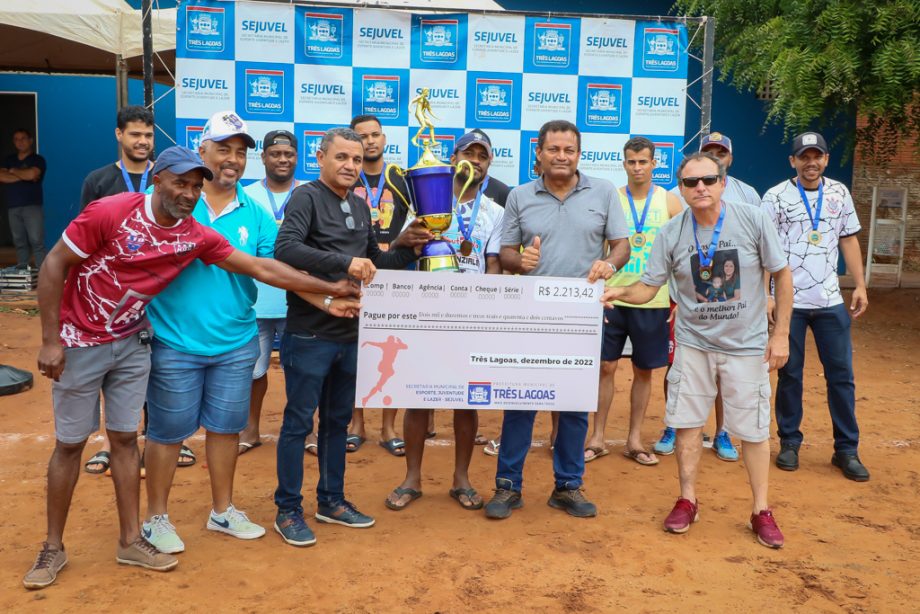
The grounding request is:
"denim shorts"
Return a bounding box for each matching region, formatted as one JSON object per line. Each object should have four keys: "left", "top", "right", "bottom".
{"left": 253, "top": 318, "right": 285, "bottom": 379}
{"left": 146, "top": 336, "right": 260, "bottom": 444}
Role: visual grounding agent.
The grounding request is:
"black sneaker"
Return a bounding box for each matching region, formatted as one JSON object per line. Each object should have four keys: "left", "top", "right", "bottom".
{"left": 547, "top": 487, "right": 597, "bottom": 518}
{"left": 775, "top": 444, "right": 799, "bottom": 471}
{"left": 831, "top": 452, "right": 870, "bottom": 482}
{"left": 315, "top": 500, "right": 375, "bottom": 528}
{"left": 484, "top": 481, "right": 523, "bottom": 520}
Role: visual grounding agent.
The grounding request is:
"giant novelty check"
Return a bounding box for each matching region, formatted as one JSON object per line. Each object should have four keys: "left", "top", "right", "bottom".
{"left": 356, "top": 270, "right": 603, "bottom": 412}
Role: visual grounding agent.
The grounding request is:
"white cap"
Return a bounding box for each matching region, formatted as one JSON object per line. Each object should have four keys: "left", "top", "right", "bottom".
{"left": 200, "top": 110, "right": 256, "bottom": 148}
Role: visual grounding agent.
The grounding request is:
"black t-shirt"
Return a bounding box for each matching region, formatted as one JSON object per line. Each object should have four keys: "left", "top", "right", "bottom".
{"left": 81, "top": 162, "right": 150, "bottom": 209}
{"left": 482, "top": 175, "right": 511, "bottom": 208}
{"left": 2, "top": 153, "right": 46, "bottom": 208}
{"left": 351, "top": 166, "right": 411, "bottom": 248}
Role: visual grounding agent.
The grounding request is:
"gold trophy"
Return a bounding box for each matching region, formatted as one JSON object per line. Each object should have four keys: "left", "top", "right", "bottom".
{"left": 385, "top": 88, "right": 475, "bottom": 272}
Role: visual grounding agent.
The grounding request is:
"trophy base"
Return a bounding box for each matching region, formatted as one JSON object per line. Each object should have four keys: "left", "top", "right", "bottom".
{"left": 419, "top": 240, "right": 460, "bottom": 273}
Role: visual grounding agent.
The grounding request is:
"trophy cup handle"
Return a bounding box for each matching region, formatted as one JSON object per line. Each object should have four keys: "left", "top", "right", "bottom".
{"left": 384, "top": 165, "right": 416, "bottom": 216}
{"left": 454, "top": 159, "right": 477, "bottom": 204}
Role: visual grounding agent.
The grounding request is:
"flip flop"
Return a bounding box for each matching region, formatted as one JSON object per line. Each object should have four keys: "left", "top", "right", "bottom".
{"left": 238, "top": 441, "right": 262, "bottom": 456}
{"left": 346, "top": 434, "right": 366, "bottom": 453}
{"left": 474, "top": 433, "right": 489, "bottom": 446}
{"left": 449, "top": 487, "right": 484, "bottom": 510}
{"left": 384, "top": 487, "right": 422, "bottom": 511}
{"left": 178, "top": 444, "right": 196, "bottom": 467}
{"left": 379, "top": 438, "right": 406, "bottom": 457}
{"left": 305, "top": 442, "right": 318, "bottom": 457}
{"left": 623, "top": 447, "right": 660, "bottom": 466}
{"left": 425, "top": 431, "right": 437, "bottom": 440}
{"left": 483, "top": 439, "right": 500, "bottom": 457}
{"left": 584, "top": 446, "right": 610, "bottom": 463}
{"left": 84, "top": 450, "right": 111, "bottom": 474}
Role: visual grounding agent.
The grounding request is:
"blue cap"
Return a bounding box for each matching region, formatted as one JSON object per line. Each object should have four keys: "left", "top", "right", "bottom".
{"left": 152, "top": 146, "right": 214, "bottom": 181}
{"left": 700, "top": 132, "right": 732, "bottom": 154}
{"left": 454, "top": 129, "right": 492, "bottom": 157}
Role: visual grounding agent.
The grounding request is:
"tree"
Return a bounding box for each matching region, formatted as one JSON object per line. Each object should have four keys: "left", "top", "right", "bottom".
{"left": 675, "top": 0, "right": 920, "bottom": 161}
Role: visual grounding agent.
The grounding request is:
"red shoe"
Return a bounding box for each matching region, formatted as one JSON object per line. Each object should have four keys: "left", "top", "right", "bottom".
{"left": 748, "top": 509, "right": 784, "bottom": 549}
{"left": 663, "top": 497, "right": 699, "bottom": 533}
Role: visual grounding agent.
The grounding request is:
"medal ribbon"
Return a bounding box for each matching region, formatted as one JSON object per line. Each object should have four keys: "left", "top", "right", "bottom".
{"left": 262, "top": 179, "right": 297, "bottom": 221}
{"left": 479, "top": 175, "right": 490, "bottom": 196}
{"left": 360, "top": 164, "right": 388, "bottom": 213}
{"left": 454, "top": 189, "right": 483, "bottom": 246}
{"left": 625, "top": 185, "right": 655, "bottom": 236}
{"left": 796, "top": 178, "right": 823, "bottom": 233}
{"left": 692, "top": 201, "right": 727, "bottom": 269}
{"left": 120, "top": 161, "right": 150, "bottom": 193}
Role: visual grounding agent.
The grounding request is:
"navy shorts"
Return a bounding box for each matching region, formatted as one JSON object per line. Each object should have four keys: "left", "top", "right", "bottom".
{"left": 601, "top": 306, "right": 670, "bottom": 369}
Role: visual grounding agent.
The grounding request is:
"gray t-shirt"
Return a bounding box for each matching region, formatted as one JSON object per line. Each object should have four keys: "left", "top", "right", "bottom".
{"left": 502, "top": 173, "right": 629, "bottom": 278}
{"left": 640, "top": 201, "right": 787, "bottom": 355}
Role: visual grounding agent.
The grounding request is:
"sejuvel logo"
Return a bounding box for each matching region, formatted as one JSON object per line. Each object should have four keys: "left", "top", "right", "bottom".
{"left": 585, "top": 83, "right": 622, "bottom": 127}
{"left": 245, "top": 69, "right": 284, "bottom": 115}
{"left": 533, "top": 23, "right": 572, "bottom": 68}
{"left": 420, "top": 19, "right": 459, "bottom": 64}
{"left": 303, "top": 130, "right": 324, "bottom": 173}
{"left": 468, "top": 382, "right": 492, "bottom": 406}
{"left": 362, "top": 75, "right": 400, "bottom": 118}
{"left": 653, "top": 142, "right": 675, "bottom": 183}
{"left": 430, "top": 135, "right": 455, "bottom": 163}
{"left": 305, "top": 12, "right": 344, "bottom": 59}
{"left": 476, "top": 79, "right": 512, "bottom": 123}
{"left": 642, "top": 27, "right": 679, "bottom": 72}
{"left": 474, "top": 31, "right": 518, "bottom": 45}
{"left": 186, "top": 6, "right": 224, "bottom": 52}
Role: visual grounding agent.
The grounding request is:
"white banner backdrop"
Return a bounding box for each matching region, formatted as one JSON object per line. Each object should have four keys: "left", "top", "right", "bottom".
{"left": 176, "top": 0, "right": 689, "bottom": 188}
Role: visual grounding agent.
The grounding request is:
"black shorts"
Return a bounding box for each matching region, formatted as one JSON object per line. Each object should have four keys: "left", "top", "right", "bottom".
{"left": 601, "top": 306, "right": 670, "bottom": 369}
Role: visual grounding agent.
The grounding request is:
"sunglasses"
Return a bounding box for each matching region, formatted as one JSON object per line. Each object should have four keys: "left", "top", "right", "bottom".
{"left": 340, "top": 200, "right": 355, "bottom": 230}
{"left": 681, "top": 175, "right": 721, "bottom": 188}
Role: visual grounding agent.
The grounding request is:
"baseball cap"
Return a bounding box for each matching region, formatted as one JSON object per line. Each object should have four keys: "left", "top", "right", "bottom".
{"left": 200, "top": 110, "right": 256, "bottom": 148}
{"left": 152, "top": 146, "right": 214, "bottom": 181}
{"left": 700, "top": 132, "right": 732, "bottom": 154}
{"left": 263, "top": 129, "right": 298, "bottom": 150}
{"left": 791, "top": 132, "right": 828, "bottom": 156}
{"left": 454, "top": 129, "right": 493, "bottom": 157}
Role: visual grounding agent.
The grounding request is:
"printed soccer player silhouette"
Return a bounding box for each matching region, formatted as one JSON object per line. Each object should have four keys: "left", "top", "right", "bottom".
{"left": 362, "top": 335, "right": 408, "bottom": 406}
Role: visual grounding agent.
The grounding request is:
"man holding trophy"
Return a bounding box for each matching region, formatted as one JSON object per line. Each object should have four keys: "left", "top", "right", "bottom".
{"left": 384, "top": 126, "right": 505, "bottom": 511}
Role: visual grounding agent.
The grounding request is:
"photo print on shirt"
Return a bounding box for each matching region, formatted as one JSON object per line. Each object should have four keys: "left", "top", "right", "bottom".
{"left": 690, "top": 249, "right": 741, "bottom": 304}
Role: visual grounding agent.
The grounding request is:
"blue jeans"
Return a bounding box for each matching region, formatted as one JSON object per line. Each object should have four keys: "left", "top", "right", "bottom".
{"left": 496, "top": 410, "right": 588, "bottom": 491}
{"left": 146, "top": 336, "right": 260, "bottom": 444}
{"left": 274, "top": 332, "right": 358, "bottom": 512}
{"left": 8, "top": 205, "right": 45, "bottom": 268}
{"left": 775, "top": 303, "right": 859, "bottom": 453}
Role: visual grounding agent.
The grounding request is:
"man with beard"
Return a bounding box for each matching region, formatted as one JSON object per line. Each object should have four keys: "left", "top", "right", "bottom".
{"left": 240, "top": 130, "right": 303, "bottom": 454}
{"left": 0, "top": 128, "right": 46, "bottom": 269}
{"left": 271, "top": 128, "right": 430, "bottom": 547}
{"left": 24, "top": 146, "right": 359, "bottom": 589}
{"left": 140, "top": 113, "right": 360, "bottom": 555}
{"left": 347, "top": 114, "right": 410, "bottom": 455}
{"left": 385, "top": 130, "right": 504, "bottom": 512}
{"left": 762, "top": 132, "right": 870, "bottom": 482}
{"left": 485, "top": 120, "right": 631, "bottom": 520}
{"left": 79, "top": 106, "right": 196, "bottom": 475}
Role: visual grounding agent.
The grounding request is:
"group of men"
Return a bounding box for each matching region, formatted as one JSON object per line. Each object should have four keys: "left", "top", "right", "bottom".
{"left": 22, "top": 102, "right": 870, "bottom": 589}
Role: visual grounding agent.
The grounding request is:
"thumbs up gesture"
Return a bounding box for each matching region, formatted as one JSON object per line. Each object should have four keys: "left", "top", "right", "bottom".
{"left": 521, "top": 235, "right": 541, "bottom": 273}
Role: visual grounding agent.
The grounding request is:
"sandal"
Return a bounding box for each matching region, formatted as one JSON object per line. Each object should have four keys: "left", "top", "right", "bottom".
{"left": 178, "top": 444, "right": 196, "bottom": 467}
{"left": 84, "top": 450, "right": 111, "bottom": 474}
{"left": 474, "top": 433, "right": 489, "bottom": 446}
{"left": 238, "top": 441, "right": 262, "bottom": 456}
{"left": 449, "top": 487, "right": 484, "bottom": 510}
{"left": 305, "top": 442, "right": 318, "bottom": 457}
{"left": 584, "top": 446, "right": 610, "bottom": 463}
{"left": 483, "top": 439, "right": 500, "bottom": 457}
{"left": 622, "top": 447, "right": 659, "bottom": 466}
{"left": 379, "top": 438, "right": 406, "bottom": 457}
{"left": 384, "top": 487, "right": 422, "bottom": 511}
{"left": 346, "top": 434, "right": 366, "bottom": 453}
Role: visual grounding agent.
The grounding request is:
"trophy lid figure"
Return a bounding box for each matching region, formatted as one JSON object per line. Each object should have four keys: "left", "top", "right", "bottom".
{"left": 410, "top": 88, "right": 440, "bottom": 166}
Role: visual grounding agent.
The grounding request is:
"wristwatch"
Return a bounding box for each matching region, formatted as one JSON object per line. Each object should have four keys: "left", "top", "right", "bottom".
{"left": 605, "top": 262, "right": 616, "bottom": 275}
{"left": 323, "top": 296, "right": 334, "bottom": 312}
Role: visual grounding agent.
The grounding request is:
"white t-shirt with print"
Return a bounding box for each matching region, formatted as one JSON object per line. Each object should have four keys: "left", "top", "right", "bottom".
{"left": 404, "top": 191, "right": 504, "bottom": 274}
{"left": 761, "top": 177, "right": 860, "bottom": 310}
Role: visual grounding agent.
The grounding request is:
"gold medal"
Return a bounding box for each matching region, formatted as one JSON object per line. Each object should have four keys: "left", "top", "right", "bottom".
{"left": 371, "top": 207, "right": 380, "bottom": 222}
{"left": 630, "top": 232, "right": 647, "bottom": 248}
{"left": 460, "top": 240, "right": 473, "bottom": 257}
{"left": 699, "top": 266, "right": 713, "bottom": 281}
{"left": 808, "top": 230, "right": 822, "bottom": 245}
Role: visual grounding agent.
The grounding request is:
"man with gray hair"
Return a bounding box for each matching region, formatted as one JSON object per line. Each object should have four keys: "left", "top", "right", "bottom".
{"left": 271, "top": 127, "right": 431, "bottom": 547}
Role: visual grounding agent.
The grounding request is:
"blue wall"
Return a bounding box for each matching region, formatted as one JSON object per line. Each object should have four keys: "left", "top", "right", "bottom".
{"left": 0, "top": 73, "right": 175, "bottom": 250}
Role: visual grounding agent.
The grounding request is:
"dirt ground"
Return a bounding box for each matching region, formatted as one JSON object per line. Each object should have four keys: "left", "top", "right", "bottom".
{"left": 0, "top": 288, "right": 918, "bottom": 613}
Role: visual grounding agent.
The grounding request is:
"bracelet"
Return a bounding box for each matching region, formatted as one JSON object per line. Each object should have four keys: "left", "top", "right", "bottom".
{"left": 605, "top": 262, "right": 616, "bottom": 275}
{"left": 322, "top": 296, "right": 334, "bottom": 312}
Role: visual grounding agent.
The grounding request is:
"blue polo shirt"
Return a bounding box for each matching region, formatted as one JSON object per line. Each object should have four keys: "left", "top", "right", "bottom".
{"left": 147, "top": 183, "right": 278, "bottom": 356}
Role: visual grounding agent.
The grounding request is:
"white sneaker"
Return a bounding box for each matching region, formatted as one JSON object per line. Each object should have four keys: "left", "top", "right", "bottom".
{"left": 206, "top": 504, "right": 265, "bottom": 540}
{"left": 142, "top": 514, "right": 185, "bottom": 554}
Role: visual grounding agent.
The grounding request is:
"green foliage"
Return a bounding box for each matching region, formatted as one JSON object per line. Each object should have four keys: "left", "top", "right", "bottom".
{"left": 675, "top": 0, "right": 920, "bottom": 162}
